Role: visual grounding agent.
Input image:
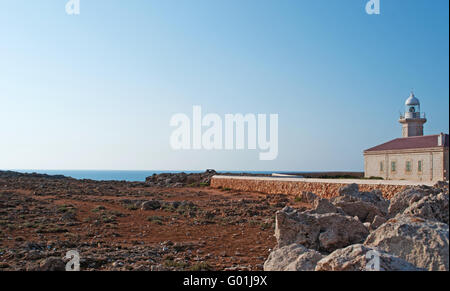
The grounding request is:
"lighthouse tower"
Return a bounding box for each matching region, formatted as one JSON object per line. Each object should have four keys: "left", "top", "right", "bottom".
{"left": 399, "top": 92, "right": 427, "bottom": 137}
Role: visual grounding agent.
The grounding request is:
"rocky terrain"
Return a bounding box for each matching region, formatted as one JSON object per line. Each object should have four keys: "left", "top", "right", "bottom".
{"left": 144, "top": 170, "right": 271, "bottom": 188}
{"left": 145, "top": 170, "right": 218, "bottom": 188}
{"left": 264, "top": 182, "right": 449, "bottom": 271}
{"left": 1, "top": 170, "right": 448, "bottom": 271}
{"left": 0, "top": 170, "right": 301, "bottom": 271}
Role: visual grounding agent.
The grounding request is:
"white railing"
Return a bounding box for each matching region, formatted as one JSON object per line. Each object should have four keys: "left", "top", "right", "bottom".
{"left": 400, "top": 112, "right": 426, "bottom": 120}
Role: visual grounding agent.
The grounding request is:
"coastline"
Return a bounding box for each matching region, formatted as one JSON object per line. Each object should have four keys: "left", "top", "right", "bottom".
{"left": 1, "top": 169, "right": 364, "bottom": 182}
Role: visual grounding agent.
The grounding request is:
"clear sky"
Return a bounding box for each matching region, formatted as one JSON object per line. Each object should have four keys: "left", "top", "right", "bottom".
{"left": 0, "top": 0, "right": 449, "bottom": 171}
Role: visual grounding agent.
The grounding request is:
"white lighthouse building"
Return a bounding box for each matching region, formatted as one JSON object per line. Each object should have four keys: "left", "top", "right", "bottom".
{"left": 364, "top": 92, "right": 449, "bottom": 182}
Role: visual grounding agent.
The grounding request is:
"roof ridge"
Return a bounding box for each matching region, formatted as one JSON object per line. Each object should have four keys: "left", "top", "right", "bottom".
{"left": 400, "top": 134, "right": 439, "bottom": 139}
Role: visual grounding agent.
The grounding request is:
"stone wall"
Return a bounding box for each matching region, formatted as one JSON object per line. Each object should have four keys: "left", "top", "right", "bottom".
{"left": 211, "top": 177, "right": 409, "bottom": 200}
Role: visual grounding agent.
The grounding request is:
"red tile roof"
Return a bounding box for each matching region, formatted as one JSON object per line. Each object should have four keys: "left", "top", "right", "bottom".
{"left": 365, "top": 134, "right": 449, "bottom": 152}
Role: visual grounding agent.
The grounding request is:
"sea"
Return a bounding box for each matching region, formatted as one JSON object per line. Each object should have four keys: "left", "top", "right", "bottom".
{"left": 11, "top": 170, "right": 278, "bottom": 182}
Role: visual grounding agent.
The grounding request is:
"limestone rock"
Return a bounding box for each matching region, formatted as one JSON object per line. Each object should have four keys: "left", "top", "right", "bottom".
{"left": 275, "top": 207, "right": 369, "bottom": 252}
{"left": 316, "top": 213, "right": 369, "bottom": 252}
{"left": 364, "top": 214, "right": 449, "bottom": 271}
{"left": 315, "top": 244, "right": 423, "bottom": 271}
{"left": 334, "top": 201, "right": 384, "bottom": 223}
{"left": 334, "top": 184, "right": 389, "bottom": 215}
{"left": 338, "top": 183, "right": 359, "bottom": 196}
{"left": 388, "top": 186, "right": 441, "bottom": 217}
{"left": 264, "top": 244, "right": 323, "bottom": 271}
{"left": 275, "top": 207, "right": 320, "bottom": 249}
{"left": 370, "top": 215, "right": 387, "bottom": 231}
{"left": 403, "top": 192, "right": 449, "bottom": 224}
{"left": 311, "top": 198, "right": 341, "bottom": 214}
{"left": 434, "top": 181, "right": 449, "bottom": 194}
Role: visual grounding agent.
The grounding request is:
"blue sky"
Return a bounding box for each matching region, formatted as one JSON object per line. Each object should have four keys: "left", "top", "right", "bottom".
{"left": 0, "top": 0, "right": 448, "bottom": 171}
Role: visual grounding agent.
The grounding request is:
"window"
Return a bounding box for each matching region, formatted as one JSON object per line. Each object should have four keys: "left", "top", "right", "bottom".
{"left": 406, "top": 161, "right": 412, "bottom": 173}
{"left": 380, "top": 161, "right": 384, "bottom": 172}
{"left": 418, "top": 161, "right": 423, "bottom": 172}
{"left": 391, "top": 161, "right": 396, "bottom": 172}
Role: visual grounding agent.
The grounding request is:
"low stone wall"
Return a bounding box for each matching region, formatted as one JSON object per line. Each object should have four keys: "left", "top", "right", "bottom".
{"left": 211, "top": 176, "right": 410, "bottom": 199}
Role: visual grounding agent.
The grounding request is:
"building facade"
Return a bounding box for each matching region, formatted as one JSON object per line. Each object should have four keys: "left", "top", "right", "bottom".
{"left": 364, "top": 93, "right": 449, "bottom": 182}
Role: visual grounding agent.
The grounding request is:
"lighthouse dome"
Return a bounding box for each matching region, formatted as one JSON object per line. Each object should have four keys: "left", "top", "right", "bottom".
{"left": 405, "top": 92, "right": 420, "bottom": 106}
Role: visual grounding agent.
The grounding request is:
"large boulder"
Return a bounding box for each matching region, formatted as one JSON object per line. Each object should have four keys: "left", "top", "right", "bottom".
{"left": 299, "top": 193, "right": 343, "bottom": 215}
{"left": 334, "top": 201, "right": 384, "bottom": 223}
{"left": 275, "top": 207, "right": 369, "bottom": 253}
{"left": 334, "top": 184, "right": 389, "bottom": 215}
{"left": 275, "top": 207, "right": 320, "bottom": 249}
{"left": 264, "top": 244, "right": 323, "bottom": 271}
{"left": 388, "top": 186, "right": 441, "bottom": 217}
{"left": 315, "top": 244, "right": 423, "bottom": 271}
{"left": 402, "top": 192, "right": 449, "bottom": 224}
{"left": 310, "top": 198, "right": 341, "bottom": 215}
{"left": 316, "top": 213, "right": 370, "bottom": 252}
{"left": 338, "top": 183, "right": 360, "bottom": 196}
{"left": 364, "top": 215, "right": 449, "bottom": 271}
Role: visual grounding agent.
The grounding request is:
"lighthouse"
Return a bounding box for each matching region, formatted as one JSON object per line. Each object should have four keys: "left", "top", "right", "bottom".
{"left": 364, "top": 91, "right": 448, "bottom": 182}
{"left": 399, "top": 92, "right": 427, "bottom": 137}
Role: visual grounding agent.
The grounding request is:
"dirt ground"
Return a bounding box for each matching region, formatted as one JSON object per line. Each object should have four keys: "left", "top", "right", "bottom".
{"left": 0, "top": 174, "right": 309, "bottom": 271}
